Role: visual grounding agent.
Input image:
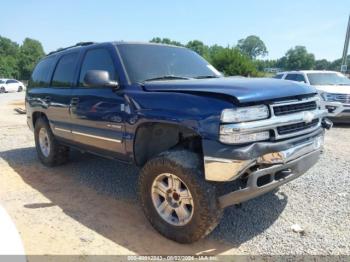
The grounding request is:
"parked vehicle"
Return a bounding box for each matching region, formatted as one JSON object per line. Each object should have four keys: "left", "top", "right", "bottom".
{"left": 26, "top": 42, "right": 335, "bottom": 243}
{"left": 275, "top": 70, "right": 350, "bottom": 123}
{"left": 0, "top": 79, "right": 25, "bottom": 93}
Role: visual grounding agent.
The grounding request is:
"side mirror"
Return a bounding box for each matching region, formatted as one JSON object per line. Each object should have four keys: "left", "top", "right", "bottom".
{"left": 83, "top": 70, "right": 119, "bottom": 88}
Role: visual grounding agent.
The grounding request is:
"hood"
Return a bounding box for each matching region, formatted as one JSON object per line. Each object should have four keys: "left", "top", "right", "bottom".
{"left": 143, "top": 77, "right": 317, "bottom": 104}
{"left": 313, "top": 85, "right": 350, "bottom": 95}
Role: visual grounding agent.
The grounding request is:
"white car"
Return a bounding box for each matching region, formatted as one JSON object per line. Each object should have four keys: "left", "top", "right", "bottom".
{"left": 275, "top": 70, "right": 350, "bottom": 123}
{"left": 0, "top": 79, "right": 25, "bottom": 93}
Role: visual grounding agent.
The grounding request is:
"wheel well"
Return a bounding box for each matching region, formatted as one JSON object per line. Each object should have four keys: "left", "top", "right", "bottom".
{"left": 134, "top": 123, "right": 203, "bottom": 166}
{"left": 32, "top": 112, "right": 48, "bottom": 127}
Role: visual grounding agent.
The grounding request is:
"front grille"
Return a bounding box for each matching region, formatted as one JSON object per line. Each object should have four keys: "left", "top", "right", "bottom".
{"left": 277, "top": 119, "right": 319, "bottom": 135}
{"left": 326, "top": 94, "right": 350, "bottom": 104}
{"left": 273, "top": 101, "right": 317, "bottom": 116}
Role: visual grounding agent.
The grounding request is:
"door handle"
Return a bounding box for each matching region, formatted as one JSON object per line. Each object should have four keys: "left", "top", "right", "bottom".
{"left": 70, "top": 97, "right": 80, "bottom": 106}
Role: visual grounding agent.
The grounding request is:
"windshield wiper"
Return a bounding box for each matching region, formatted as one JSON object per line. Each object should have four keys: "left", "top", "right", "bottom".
{"left": 194, "top": 75, "right": 220, "bottom": 79}
{"left": 142, "top": 75, "right": 191, "bottom": 82}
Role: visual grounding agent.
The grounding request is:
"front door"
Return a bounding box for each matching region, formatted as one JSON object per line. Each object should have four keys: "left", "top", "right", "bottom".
{"left": 70, "top": 47, "right": 127, "bottom": 159}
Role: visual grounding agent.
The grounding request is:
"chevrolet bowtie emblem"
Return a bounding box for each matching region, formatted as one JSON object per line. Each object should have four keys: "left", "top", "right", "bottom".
{"left": 303, "top": 111, "right": 314, "bottom": 123}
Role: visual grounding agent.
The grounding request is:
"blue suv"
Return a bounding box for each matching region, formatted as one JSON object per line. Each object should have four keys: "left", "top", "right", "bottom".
{"left": 26, "top": 42, "right": 332, "bottom": 243}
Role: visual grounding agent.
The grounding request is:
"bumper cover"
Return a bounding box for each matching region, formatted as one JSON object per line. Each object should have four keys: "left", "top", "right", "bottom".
{"left": 218, "top": 148, "right": 320, "bottom": 208}
{"left": 204, "top": 128, "right": 324, "bottom": 181}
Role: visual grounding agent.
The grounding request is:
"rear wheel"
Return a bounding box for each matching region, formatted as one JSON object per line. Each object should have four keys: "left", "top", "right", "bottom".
{"left": 0, "top": 87, "right": 5, "bottom": 93}
{"left": 34, "top": 118, "right": 70, "bottom": 166}
{"left": 139, "top": 150, "right": 222, "bottom": 243}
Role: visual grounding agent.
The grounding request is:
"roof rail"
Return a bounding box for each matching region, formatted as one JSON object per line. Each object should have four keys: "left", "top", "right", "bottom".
{"left": 47, "top": 42, "right": 95, "bottom": 56}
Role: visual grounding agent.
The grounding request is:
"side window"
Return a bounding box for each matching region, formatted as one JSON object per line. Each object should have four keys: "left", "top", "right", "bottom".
{"left": 273, "top": 74, "right": 283, "bottom": 79}
{"left": 29, "top": 57, "right": 55, "bottom": 88}
{"left": 285, "top": 74, "right": 297, "bottom": 81}
{"left": 79, "top": 48, "right": 116, "bottom": 86}
{"left": 52, "top": 52, "right": 79, "bottom": 88}
{"left": 295, "top": 74, "right": 306, "bottom": 83}
{"left": 6, "top": 80, "right": 17, "bottom": 84}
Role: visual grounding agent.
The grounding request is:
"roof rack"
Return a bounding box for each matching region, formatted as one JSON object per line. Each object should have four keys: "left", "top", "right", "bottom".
{"left": 47, "top": 42, "right": 95, "bottom": 56}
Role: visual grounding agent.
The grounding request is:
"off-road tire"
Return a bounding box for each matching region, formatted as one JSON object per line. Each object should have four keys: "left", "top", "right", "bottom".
{"left": 34, "top": 117, "right": 69, "bottom": 166}
{"left": 138, "top": 150, "right": 223, "bottom": 243}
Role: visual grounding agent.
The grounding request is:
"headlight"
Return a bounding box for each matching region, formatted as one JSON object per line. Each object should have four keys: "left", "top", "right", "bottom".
{"left": 221, "top": 105, "right": 269, "bottom": 123}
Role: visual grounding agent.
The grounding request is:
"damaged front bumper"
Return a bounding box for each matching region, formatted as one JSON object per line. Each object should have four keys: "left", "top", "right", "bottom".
{"left": 203, "top": 128, "right": 326, "bottom": 208}
{"left": 218, "top": 148, "right": 320, "bottom": 208}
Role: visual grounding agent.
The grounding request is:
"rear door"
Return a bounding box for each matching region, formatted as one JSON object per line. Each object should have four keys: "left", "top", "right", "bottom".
{"left": 70, "top": 46, "right": 127, "bottom": 159}
{"left": 47, "top": 51, "right": 79, "bottom": 141}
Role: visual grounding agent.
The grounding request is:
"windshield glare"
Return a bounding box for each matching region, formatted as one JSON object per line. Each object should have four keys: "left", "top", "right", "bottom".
{"left": 307, "top": 73, "right": 350, "bottom": 86}
{"left": 117, "top": 44, "right": 221, "bottom": 83}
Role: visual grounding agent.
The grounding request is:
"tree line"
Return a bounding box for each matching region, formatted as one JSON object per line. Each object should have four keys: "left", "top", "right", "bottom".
{"left": 151, "top": 36, "right": 349, "bottom": 76}
{"left": 0, "top": 35, "right": 349, "bottom": 80}
{"left": 0, "top": 36, "right": 45, "bottom": 80}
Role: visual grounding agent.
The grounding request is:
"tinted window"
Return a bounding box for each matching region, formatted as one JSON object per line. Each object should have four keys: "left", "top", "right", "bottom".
{"left": 285, "top": 74, "right": 297, "bottom": 81}
{"left": 52, "top": 53, "right": 78, "bottom": 87}
{"left": 6, "top": 79, "right": 18, "bottom": 84}
{"left": 79, "top": 48, "right": 116, "bottom": 86}
{"left": 29, "top": 57, "right": 55, "bottom": 88}
{"left": 285, "top": 74, "right": 306, "bottom": 83}
{"left": 295, "top": 74, "right": 306, "bottom": 83}
{"left": 273, "top": 74, "right": 283, "bottom": 79}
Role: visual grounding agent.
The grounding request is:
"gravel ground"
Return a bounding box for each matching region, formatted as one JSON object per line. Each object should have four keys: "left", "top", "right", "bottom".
{"left": 0, "top": 92, "right": 349, "bottom": 256}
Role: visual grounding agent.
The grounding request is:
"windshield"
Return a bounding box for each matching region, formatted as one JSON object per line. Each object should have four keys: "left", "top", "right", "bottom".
{"left": 307, "top": 73, "right": 350, "bottom": 86}
{"left": 0, "top": 80, "right": 5, "bottom": 84}
{"left": 117, "top": 44, "right": 221, "bottom": 83}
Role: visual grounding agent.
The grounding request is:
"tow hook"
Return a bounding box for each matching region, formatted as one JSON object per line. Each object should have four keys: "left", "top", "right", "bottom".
{"left": 322, "top": 118, "right": 333, "bottom": 130}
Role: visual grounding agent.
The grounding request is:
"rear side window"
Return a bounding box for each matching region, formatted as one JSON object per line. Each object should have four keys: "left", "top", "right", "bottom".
{"left": 79, "top": 48, "right": 116, "bottom": 86}
{"left": 52, "top": 52, "right": 79, "bottom": 88}
{"left": 296, "top": 74, "right": 306, "bottom": 83}
{"left": 285, "top": 74, "right": 306, "bottom": 83}
{"left": 6, "top": 79, "right": 18, "bottom": 84}
{"left": 273, "top": 74, "right": 283, "bottom": 79}
{"left": 285, "top": 74, "right": 298, "bottom": 81}
{"left": 29, "top": 57, "right": 55, "bottom": 88}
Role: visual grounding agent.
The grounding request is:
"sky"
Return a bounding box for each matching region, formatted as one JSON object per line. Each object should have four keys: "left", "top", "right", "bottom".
{"left": 1, "top": 0, "right": 349, "bottom": 61}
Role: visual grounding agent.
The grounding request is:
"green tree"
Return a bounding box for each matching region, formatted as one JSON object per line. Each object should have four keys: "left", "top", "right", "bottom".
{"left": 315, "top": 59, "right": 331, "bottom": 70}
{"left": 210, "top": 46, "right": 258, "bottom": 76}
{"left": 17, "top": 38, "right": 45, "bottom": 79}
{"left": 282, "top": 46, "right": 315, "bottom": 70}
{"left": 255, "top": 59, "right": 278, "bottom": 72}
{"left": 237, "top": 35, "right": 268, "bottom": 59}
{"left": 186, "top": 40, "right": 209, "bottom": 59}
{"left": 329, "top": 56, "right": 349, "bottom": 71}
{"left": 0, "top": 36, "right": 20, "bottom": 78}
{"left": 150, "top": 37, "right": 183, "bottom": 47}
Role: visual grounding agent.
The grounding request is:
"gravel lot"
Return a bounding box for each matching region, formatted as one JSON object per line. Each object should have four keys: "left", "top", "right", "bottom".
{"left": 0, "top": 92, "right": 349, "bottom": 256}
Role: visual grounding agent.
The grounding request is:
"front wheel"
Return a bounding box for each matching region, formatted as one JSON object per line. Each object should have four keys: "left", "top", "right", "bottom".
{"left": 34, "top": 118, "right": 70, "bottom": 166}
{"left": 17, "top": 86, "right": 23, "bottom": 92}
{"left": 138, "top": 150, "right": 222, "bottom": 243}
